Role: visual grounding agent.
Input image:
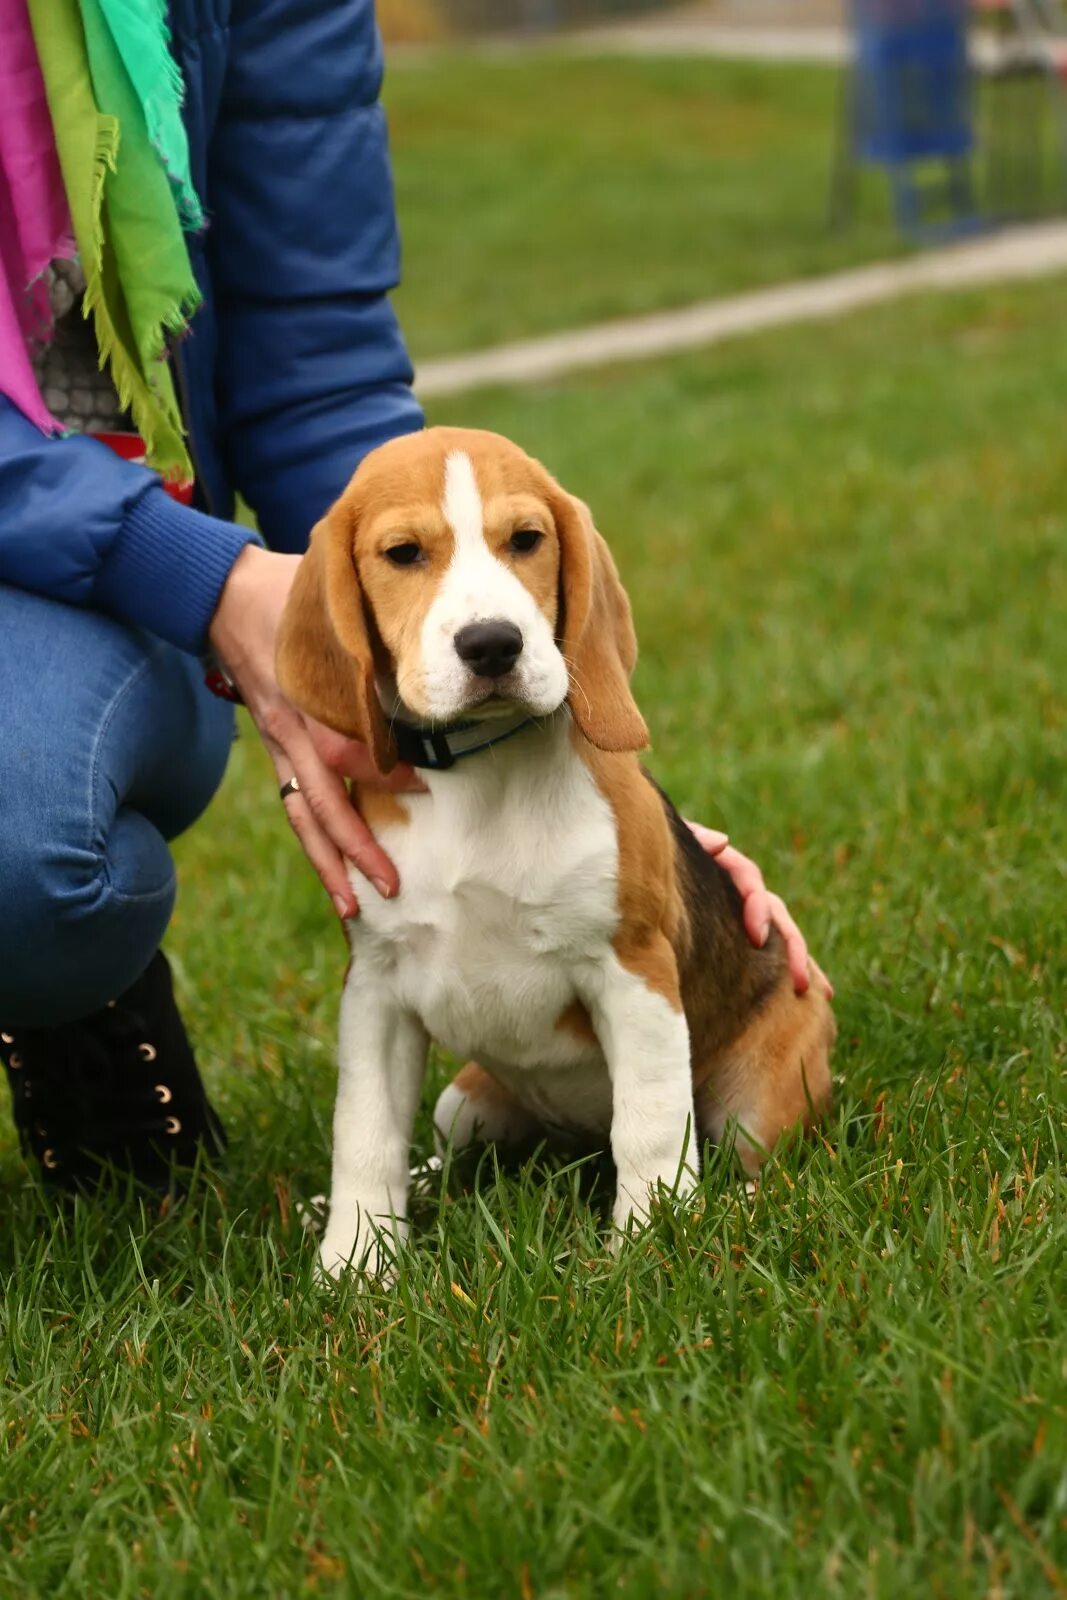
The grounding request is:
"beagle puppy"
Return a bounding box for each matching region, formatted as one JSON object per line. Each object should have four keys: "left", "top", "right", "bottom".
{"left": 277, "top": 427, "right": 835, "bottom": 1278}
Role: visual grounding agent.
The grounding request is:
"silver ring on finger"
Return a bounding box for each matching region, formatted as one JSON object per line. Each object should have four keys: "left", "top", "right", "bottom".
{"left": 279, "top": 776, "right": 301, "bottom": 801}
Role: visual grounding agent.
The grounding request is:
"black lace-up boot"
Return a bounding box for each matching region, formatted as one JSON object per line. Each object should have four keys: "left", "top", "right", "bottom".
{"left": 1, "top": 952, "right": 226, "bottom": 1190}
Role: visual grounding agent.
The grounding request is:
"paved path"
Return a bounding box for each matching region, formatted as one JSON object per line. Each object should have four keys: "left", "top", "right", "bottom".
{"left": 571, "top": 20, "right": 849, "bottom": 63}
{"left": 569, "top": 21, "right": 1012, "bottom": 69}
{"left": 416, "top": 222, "right": 1067, "bottom": 398}
{"left": 395, "top": 4, "right": 1007, "bottom": 73}
{"left": 566, "top": 0, "right": 1013, "bottom": 67}
{"left": 395, "top": 21, "right": 851, "bottom": 66}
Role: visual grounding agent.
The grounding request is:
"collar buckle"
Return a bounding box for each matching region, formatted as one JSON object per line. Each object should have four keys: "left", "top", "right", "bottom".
{"left": 426, "top": 731, "right": 456, "bottom": 770}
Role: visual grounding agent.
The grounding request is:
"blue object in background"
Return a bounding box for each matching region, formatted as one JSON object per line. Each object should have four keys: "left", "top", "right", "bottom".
{"left": 842, "top": 0, "right": 982, "bottom": 238}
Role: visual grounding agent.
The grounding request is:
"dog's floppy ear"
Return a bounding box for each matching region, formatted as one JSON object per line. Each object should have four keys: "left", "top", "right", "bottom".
{"left": 551, "top": 489, "right": 649, "bottom": 753}
{"left": 276, "top": 502, "right": 396, "bottom": 774}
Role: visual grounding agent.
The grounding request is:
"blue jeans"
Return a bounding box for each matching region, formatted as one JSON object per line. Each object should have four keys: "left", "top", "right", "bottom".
{"left": 0, "top": 587, "right": 234, "bottom": 1027}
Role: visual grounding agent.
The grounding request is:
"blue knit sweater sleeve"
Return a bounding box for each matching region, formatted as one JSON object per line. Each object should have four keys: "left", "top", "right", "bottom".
{"left": 0, "top": 397, "right": 256, "bottom": 654}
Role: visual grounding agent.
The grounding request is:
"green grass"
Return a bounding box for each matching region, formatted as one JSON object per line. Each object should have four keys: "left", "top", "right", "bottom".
{"left": 386, "top": 54, "right": 903, "bottom": 357}
{"left": 3, "top": 278, "right": 1067, "bottom": 1596}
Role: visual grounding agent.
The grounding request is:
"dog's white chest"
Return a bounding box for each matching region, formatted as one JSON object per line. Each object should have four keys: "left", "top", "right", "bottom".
{"left": 349, "top": 728, "right": 618, "bottom": 1074}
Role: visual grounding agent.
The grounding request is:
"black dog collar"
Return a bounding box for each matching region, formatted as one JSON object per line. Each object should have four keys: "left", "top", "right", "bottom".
{"left": 391, "top": 707, "right": 537, "bottom": 771}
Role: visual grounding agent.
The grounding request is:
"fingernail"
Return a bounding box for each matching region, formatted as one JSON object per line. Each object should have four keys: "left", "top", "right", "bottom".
{"left": 373, "top": 877, "right": 393, "bottom": 898}
{"left": 332, "top": 894, "right": 351, "bottom": 920}
{"left": 760, "top": 923, "right": 771, "bottom": 947}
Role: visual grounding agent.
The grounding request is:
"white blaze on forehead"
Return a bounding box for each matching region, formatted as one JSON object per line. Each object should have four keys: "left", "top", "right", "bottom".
{"left": 414, "top": 445, "right": 569, "bottom": 721}
{"left": 442, "top": 450, "right": 486, "bottom": 557}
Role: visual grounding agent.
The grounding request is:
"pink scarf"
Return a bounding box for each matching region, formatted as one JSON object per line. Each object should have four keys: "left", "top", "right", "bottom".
{"left": 0, "top": 0, "right": 75, "bottom": 433}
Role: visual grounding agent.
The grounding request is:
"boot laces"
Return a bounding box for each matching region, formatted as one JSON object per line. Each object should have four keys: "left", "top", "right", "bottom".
{"left": 2, "top": 997, "right": 180, "bottom": 1170}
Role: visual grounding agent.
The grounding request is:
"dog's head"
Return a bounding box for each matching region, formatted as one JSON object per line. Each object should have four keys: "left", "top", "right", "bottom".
{"left": 276, "top": 427, "right": 649, "bottom": 771}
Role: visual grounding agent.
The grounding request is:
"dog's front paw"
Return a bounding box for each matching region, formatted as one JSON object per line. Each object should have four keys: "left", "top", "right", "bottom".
{"left": 610, "top": 1164, "right": 698, "bottom": 1244}
{"left": 318, "top": 1200, "right": 406, "bottom": 1285}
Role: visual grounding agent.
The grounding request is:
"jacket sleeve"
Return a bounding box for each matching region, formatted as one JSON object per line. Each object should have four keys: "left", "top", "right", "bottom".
{"left": 0, "top": 396, "right": 256, "bottom": 653}
{"left": 207, "top": 0, "right": 425, "bottom": 554}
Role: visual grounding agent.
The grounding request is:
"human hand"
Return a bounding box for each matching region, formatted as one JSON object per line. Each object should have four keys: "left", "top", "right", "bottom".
{"left": 209, "top": 545, "right": 423, "bottom": 918}
{"left": 685, "top": 823, "right": 833, "bottom": 999}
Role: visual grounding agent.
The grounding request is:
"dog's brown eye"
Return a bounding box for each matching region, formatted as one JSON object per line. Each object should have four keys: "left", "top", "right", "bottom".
{"left": 509, "top": 528, "right": 543, "bottom": 555}
{"left": 384, "top": 542, "right": 423, "bottom": 567}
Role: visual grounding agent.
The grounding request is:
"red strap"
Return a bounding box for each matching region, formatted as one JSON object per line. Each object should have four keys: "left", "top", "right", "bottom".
{"left": 94, "top": 432, "right": 194, "bottom": 506}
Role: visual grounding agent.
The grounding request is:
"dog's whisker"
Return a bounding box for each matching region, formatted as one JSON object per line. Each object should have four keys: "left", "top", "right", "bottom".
{"left": 389, "top": 670, "right": 430, "bottom": 737}
{"left": 560, "top": 654, "right": 593, "bottom": 720}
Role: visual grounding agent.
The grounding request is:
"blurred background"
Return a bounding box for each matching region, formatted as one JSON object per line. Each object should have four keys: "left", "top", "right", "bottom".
{"left": 375, "top": 0, "right": 1067, "bottom": 369}
{"left": 379, "top": 0, "right": 844, "bottom": 40}
{"left": 379, "top": 0, "right": 686, "bottom": 36}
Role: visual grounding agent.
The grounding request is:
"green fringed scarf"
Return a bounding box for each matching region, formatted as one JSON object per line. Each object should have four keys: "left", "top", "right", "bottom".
{"left": 27, "top": 0, "right": 201, "bottom": 480}
{"left": 96, "top": 0, "right": 204, "bottom": 231}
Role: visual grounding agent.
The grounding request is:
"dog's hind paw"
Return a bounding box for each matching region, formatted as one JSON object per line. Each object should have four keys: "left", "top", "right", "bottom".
{"left": 409, "top": 1153, "right": 443, "bottom": 1198}
{"left": 296, "top": 1193, "right": 328, "bottom": 1234}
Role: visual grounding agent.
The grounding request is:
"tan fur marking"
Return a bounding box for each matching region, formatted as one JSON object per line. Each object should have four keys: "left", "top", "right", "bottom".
{"left": 453, "top": 1060, "right": 523, "bottom": 1112}
{"left": 575, "top": 738, "right": 688, "bottom": 1011}
{"left": 551, "top": 494, "right": 647, "bottom": 753}
{"left": 353, "top": 786, "right": 411, "bottom": 831}
{"left": 693, "top": 978, "right": 836, "bottom": 1175}
{"left": 359, "top": 500, "right": 454, "bottom": 712}
{"left": 275, "top": 507, "right": 396, "bottom": 771}
{"left": 482, "top": 490, "right": 559, "bottom": 634}
{"left": 556, "top": 998, "right": 598, "bottom": 1047}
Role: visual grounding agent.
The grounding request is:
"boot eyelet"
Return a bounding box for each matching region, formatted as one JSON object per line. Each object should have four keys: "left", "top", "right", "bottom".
{"left": 35, "top": 1124, "right": 47, "bottom": 1139}
{"left": 8, "top": 1052, "right": 22, "bottom": 1069}
{"left": 1, "top": 1032, "right": 13, "bottom": 1045}
{"left": 155, "top": 1084, "right": 172, "bottom": 1105}
{"left": 139, "top": 1043, "right": 157, "bottom": 1063}
{"left": 165, "top": 1116, "right": 181, "bottom": 1136}
{"left": 42, "top": 1149, "right": 59, "bottom": 1170}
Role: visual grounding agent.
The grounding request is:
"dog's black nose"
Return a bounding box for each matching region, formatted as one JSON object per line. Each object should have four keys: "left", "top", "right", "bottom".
{"left": 453, "top": 620, "right": 524, "bottom": 679}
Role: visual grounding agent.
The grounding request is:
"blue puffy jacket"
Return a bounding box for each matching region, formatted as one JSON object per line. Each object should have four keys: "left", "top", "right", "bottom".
{"left": 0, "top": 0, "right": 424, "bottom": 654}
